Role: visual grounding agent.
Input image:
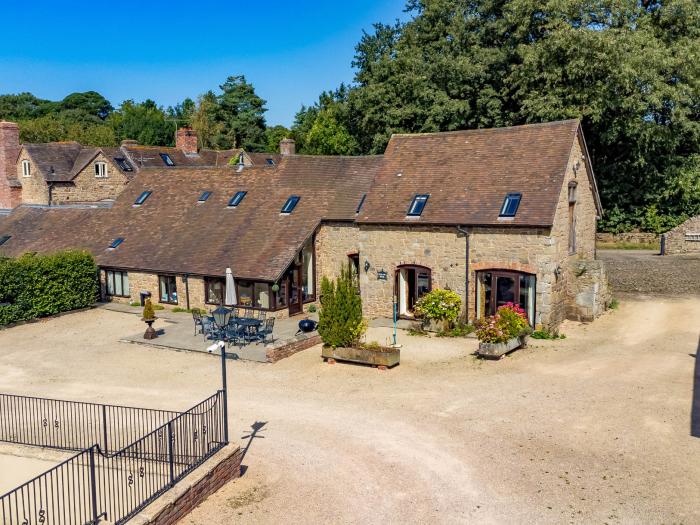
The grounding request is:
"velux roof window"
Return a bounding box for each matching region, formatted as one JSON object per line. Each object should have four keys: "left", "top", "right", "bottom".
{"left": 115, "top": 157, "right": 133, "bottom": 172}
{"left": 265, "top": 158, "right": 275, "bottom": 166}
{"left": 0, "top": 235, "right": 11, "bottom": 246}
{"left": 228, "top": 191, "right": 247, "bottom": 207}
{"left": 281, "top": 195, "right": 300, "bottom": 214}
{"left": 160, "top": 153, "right": 175, "bottom": 166}
{"left": 109, "top": 238, "right": 124, "bottom": 249}
{"left": 198, "top": 191, "right": 212, "bottom": 202}
{"left": 499, "top": 193, "right": 522, "bottom": 217}
{"left": 356, "top": 193, "right": 367, "bottom": 214}
{"left": 407, "top": 194, "right": 429, "bottom": 216}
{"left": 134, "top": 191, "right": 152, "bottom": 206}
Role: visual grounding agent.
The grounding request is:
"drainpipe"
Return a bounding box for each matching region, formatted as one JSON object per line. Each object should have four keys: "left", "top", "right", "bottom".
{"left": 184, "top": 274, "right": 190, "bottom": 311}
{"left": 456, "top": 226, "right": 470, "bottom": 323}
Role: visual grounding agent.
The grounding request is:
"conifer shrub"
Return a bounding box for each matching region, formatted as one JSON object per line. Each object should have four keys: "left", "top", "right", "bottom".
{"left": 318, "top": 263, "right": 366, "bottom": 348}
{"left": 142, "top": 298, "right": 156, "bottom": 320}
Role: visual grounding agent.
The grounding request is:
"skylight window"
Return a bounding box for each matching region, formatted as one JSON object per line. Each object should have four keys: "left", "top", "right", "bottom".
{"left": 499, "top": 193, "right": 522, "bottom": 217}
{"left": 160, "top": 153, "right": 175, "bottom": 166}
{"left": 0, "top": 235, "right": 10, "bottom": 246}
{"left": 134, "top": 190, "right": 152, "bottom": 206}
{"left": 266, "top": 158, "right": 275, "bottom": 165}
{"left": 356, "top": 193, "right": 367, "bottom": 214}
{"left": 281, "top": 195, "right": 300, "bottom": 214}
{"left": 198, "top": 191, "right": 212, "bottom": 202}
{"left": 407, "top": 194, "right": 429, "bottom": 216}
{"left": 115, "top": 157, "right": 133, "bottom": 172}
{"left": 228, "top": 191, "right": 247, "bottom": 207}
{"left": 109, "top": 238, "right": 124, "bottom": 249}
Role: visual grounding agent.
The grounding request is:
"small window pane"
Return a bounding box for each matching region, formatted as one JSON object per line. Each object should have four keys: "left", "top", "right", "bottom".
{"left": 499, "top": 193, "right": 522, "bottom": 217}
{"left": 135, "top": 191, "right": 151, "bottom": 205}
{"left": 205, "top": 278, "right": 225, "bottom": 304}
{"left": 160, "top": 153, "right": 175, "bottom": 166}
{"left": 281, "top": 196, "right": 300, "bottom": 213}
{"left": 228, "top": 191, "right": 247, "bottom": 207}
{"left": 123, "top": 272, "right": 129, "bottom": 296}
{"left": 237, "top": 280, "right": 254, "bottom": 306}
{"left": 407, "top": 194, "right": 429, "bottom": 216}
{"left": 254, "top": 283, "right": 270, "bottom": 309}
{"left": 106, "top": 271, "right": 115, "bottom": 295}
{"left": 115, "top": 272, "right": 123, "bottom": 296}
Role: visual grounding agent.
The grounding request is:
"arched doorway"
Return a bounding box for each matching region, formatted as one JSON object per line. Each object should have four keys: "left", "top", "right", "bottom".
{"left": 395, "top": 265, "right": 431, "bottom": 318}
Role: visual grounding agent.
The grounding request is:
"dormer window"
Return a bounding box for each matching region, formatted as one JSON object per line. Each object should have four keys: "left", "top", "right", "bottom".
{"left": 228, "top": 191, "right": 247, "bottom": 207}
{"left": 160, "top": 153, "right": 175, "bottom": 166}
{"left": 134, "top": 190, "right": 152, "bottom": 206}
{"left": 281, "top": 195, "right": 300, "bottom": 214}
{"left": 407, "top": 194, "right": 429, "bottom": 216}
{"left": 21, "top": 160, "right": 30, "bottom": 177}
{"left": 356, "top": 193, "right": 367, "bottom": 214}
{"left": 0, "top": 235, "right": 10, "bottom": 246}
{"left": 499, "top": 193, "right": 522, "bottom": 217}
{"left": 95, "top": 162, "right": 107, "bottom": 178}
{"left": 198, "top": 191, "right": 212, "bottom": 202}
{"left": 115, "top": 157, "right": 133, "bottom": 172}
{"left": 109, "top": 238, "right": 124, "bottom": 249}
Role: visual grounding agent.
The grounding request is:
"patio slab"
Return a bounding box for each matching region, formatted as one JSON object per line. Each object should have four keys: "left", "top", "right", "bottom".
{"left": 109, "top": 304, "right": 319, "bottom": 363}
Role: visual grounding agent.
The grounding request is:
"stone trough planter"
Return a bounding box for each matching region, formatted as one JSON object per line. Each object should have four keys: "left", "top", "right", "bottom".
{"left": 322, "top": 345, "right": 400, "bottom": 368}
{"left": 477, "top": 336, "right": 528, "bottom": 359}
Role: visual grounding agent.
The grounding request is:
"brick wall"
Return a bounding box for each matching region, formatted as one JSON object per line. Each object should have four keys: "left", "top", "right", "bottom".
{"left": 663, "top": 215, "right": 700, "bottom": 254}
{"left": 145, "top": 445, "right": 242, "bottom": 525}
{"left": 51, "top": 153, "right": 129, "bottom": 204}
{"left": 0, "top": 122, "right": 21, "bottom": 208}
{"left": 266, "top": 334, "right": 322, "bottom": 363}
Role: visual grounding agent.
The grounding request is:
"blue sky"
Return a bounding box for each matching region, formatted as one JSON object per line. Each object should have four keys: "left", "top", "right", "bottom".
{"left": 0, "top": 0, "right": 409, "bottom": 127}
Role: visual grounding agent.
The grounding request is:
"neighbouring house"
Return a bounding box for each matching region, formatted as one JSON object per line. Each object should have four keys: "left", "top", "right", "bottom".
{"left": 0, "top": 122, "right": 282, "bottom": 209}
{"left": 0, "top": 119, "right": 610, "bottom": 329}
{"left": 662, "top": 215, "right": 700, "bottom": 255}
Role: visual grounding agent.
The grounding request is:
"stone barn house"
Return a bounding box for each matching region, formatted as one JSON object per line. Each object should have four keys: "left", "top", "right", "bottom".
{"left": 662, "top": 215, "right": 700, "bottom": 255}
{"left": 0, "top": 119, "right": 610, "bottom": 330}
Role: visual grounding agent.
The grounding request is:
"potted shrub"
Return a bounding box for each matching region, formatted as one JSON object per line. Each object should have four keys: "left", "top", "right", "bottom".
{"left": 475, "top": 303, "right": 532, "bottom": 359}
{"left": 319, "top": 264, "right": 399, "bottom": 368}
{"left": 142, "top": 298, "right": 158, "bottom": 340}
{"left": 414, "top": 289, "right": 461, "bottom": 332}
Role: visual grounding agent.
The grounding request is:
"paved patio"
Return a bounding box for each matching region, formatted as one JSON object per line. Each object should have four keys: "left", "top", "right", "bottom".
{"left": 105, "top": 303, "right": 319, "bottom": 363}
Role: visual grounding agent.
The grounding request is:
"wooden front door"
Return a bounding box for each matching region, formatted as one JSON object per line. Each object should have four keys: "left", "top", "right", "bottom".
{"left": 288, "top": 266, "right": 303, "bottom": 316}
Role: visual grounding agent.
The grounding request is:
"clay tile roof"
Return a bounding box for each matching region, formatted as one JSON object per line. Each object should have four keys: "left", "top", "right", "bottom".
{"left": 120, "top": 145, "right": 243, "bottom": 170}
{"left": 358, "top": 119, "right": 583, "bottom": 227}
{"left": 23, "top": 142, "right": 83, "bottom": 182}
{"left": 246, "top": 152, "right": 282, "bottom": 167}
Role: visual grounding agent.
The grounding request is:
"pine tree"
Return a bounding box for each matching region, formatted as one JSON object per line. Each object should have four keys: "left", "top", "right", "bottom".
{"left": 318, "top": 263, "right": 365, "bottom": 347}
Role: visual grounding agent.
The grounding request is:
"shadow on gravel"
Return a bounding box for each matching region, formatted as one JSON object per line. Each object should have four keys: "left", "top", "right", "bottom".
{"left": 240, "top": 421, "right": 267, "bottom": 476}
{"left": 692, "top": 336, "right": 700, "bottom": 438}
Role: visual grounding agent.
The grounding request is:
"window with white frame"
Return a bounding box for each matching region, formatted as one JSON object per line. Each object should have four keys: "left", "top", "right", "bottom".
{"left": 21, "top": 160, "right": 31, "bottom": 177}
{"left": 95, "top": 162, "right": 107, "bottom": 178}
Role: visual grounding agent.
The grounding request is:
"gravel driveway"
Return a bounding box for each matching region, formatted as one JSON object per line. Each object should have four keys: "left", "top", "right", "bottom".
{"left": 598, "top": 249, "right": 700, "bottom": 296}
{"left": 0, "top": 300, "right": 699, "bottom": 524}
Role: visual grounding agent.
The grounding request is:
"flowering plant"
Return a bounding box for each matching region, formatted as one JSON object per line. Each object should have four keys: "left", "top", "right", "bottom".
{"left": 414, "top": 289, "right": 461, "bottom": 322}
{"left": 475, "top": 303, "right": 531, "bottom": 344}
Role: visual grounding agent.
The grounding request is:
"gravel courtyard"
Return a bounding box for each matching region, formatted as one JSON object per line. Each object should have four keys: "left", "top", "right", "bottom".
{"left": 0, "top": 296, "right": 699, "bottom": 524}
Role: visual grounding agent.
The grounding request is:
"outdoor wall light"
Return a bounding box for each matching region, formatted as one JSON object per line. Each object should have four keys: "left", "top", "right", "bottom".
{"left": 364, "top": 260, "right": 371, "bottom": 272}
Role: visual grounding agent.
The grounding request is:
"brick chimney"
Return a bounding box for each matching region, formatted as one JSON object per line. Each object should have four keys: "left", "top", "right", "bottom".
{"left": 176, "top": 127, "right": 198, "bottom": 154}
{"left": 0, "top": 121, "right": 22, "bottom": 209}
{"left": 280, "top": 138, "right": 296, "bottom": 156}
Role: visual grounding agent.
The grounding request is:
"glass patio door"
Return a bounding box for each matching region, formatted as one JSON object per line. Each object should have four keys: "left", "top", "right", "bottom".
{"left": 288, "top": 266, "right": 302, "bottom": 315}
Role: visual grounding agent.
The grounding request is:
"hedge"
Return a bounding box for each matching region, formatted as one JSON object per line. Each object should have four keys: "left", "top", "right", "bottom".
{"left": 0, "top": 251, "right": 99, "bottom": 326}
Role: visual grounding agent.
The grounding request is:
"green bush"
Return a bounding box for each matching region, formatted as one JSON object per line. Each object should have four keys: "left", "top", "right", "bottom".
{"left": 142, "top": 299, "right": 156, "bottom": 320}
{"left": 318, "top": 264, "right": 366, "bottom": 348}
{"left": 0, "top": 251, "right": 98, "bottom": 326}
{"left": 531, "top": 329, "right": 565, "bottom": 340}
{"left": 414, "top": 289, "right": 461, "bottom": 322}
{"left": 436, "top": 322, "right": 475, "bottom": 338}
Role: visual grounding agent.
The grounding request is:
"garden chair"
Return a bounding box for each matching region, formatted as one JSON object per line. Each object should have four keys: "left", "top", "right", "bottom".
{"left": 256, "top": 317, "right": 275, "bottom": 344}
{"left": 192, "top": 310, "right": 203, "bottom": 336}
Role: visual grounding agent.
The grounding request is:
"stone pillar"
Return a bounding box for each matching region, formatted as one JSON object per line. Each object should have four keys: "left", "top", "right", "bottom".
{"left": 0, "top": 121, "right": 21, "bottom": 208}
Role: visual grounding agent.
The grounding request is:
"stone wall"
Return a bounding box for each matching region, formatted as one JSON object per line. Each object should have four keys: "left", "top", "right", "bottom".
{"left": 566, "top": 259, "right": 612, "bottom": 322}
{"left": 315, "top": 222, "right": 359, "bottom": 283}
{"left": 51, "top": 153, "right": 129, "bottom": 204}
{"left": 358, "top": 225, "right": 467, "bottom": 319}
{"left": 16, "top": 149, "right": 49, "bottom": 205}
{"left": 596, "top": 232, "right": 659, "bottom": 245}
{"left": 662, "top": 215, "right": 700, "bottom": 255}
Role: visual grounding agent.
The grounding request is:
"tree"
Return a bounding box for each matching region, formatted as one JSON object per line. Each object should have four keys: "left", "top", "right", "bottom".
{"left": 189, "top": 92, "right": 222, "bottom": 149}
{"left": 317, "top": 264, "right": 365, "bottom": 348}
{"left": 342, "top": 0, "right": 700, "bottom": 231}
{"left": 109, "top": 99, "right": 174, "bottom": 146}
{"left": 60, "top": 91, "right": 113, "bottom": 120}
{"left": 264, "top": 125, "right": 292, "bottom": 153}
{"left": 214, "top": 76, "right": 267, "bottom": 151}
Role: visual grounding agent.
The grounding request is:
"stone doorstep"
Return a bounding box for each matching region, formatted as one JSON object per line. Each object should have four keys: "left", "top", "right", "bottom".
{"left": 127, "top": 444, "right": 242, "bottom": 525}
